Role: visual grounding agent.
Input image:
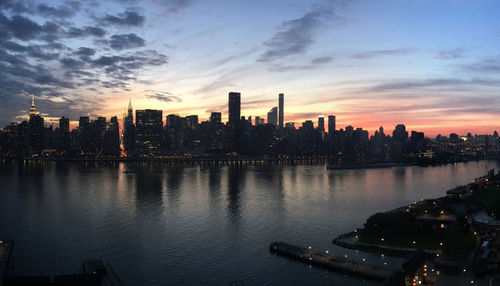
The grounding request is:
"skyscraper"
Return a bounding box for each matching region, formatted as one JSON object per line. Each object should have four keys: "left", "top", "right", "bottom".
{"left": 123, "top": 98, "right": 136, "bottom": 155}
{"left": 318, "top": 115, "right": 325, "bottom": 132}
{"left": 267, "top": 107, "right": 278, "bottom": 126}
{"left": 228, "top": 92, "right": 241, "bottom": 126}
{"left": 278, "top": 93, "right": 284, "bottom": 128}
{"left": 328, "top": 115, "right": 336, "bottom": 134}
{"left": 136, "top": 109, "right": 163, "bottom": 157}
{"left": 210, "top": 112, "right": 221, "bottom": 124}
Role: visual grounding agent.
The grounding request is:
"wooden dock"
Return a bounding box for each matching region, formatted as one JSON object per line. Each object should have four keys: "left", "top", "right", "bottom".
{"left": 269, "top": 241, "right": 397, "bottom": 282}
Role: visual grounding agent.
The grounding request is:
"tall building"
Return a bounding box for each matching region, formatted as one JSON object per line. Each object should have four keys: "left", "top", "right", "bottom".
{"left": 393, "top": 124, "right": 408, "bottom": 145}
{"left": 29, "top": 96, "right": 38, "bottom": 118}
{"left": 123, "top": 98, "right": 136, "bottom": 155}
{"left": 318, "top": 115, "right": 325, "bottom": 132}
{"left": 58, "top": 117, "right": 70, "bottom": 153}
{"left": 103, "top": 116, "right": 120, "bottom": 156}
{"left": 79, "top": 116, "right": 89, "bottom": 130}
{"left": 136, "top": 109, "right": 163, "bottom": 156}
{"left": 328, "top": 115, "right": 336, "bottom": 134}
{"left": 186, "top": 115, "right": 198, "bottom": 129}
{"left": 228, "top": 92, "right": 241, "bottom": 126}
{"left": 267, "top": 107, "right": 278, "bottom": 127}
{"left": 210, "top": 112, "right": 221, "bottom": 124}
{"left": 255, "top": 116, "right": 264, "bottom": 126}
{"left": 278, "top": 93, "right": 284, "bottom": 128}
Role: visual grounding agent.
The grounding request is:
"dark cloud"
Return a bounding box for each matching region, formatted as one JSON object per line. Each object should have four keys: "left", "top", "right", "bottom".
{"left": 258, "top": 8, "right": 334, "bottom": 62}
{"left": 100, "top": 11, "right": 145, "bottom": 26}
{"left": 1, "top": 41, "right": 60, "bottom": 60}
{"left": 436, "top": 48, "right": 465, "bottom": 59}
{"left": 5, "top": 14, "right": 43, "bottom": 40}
{"left": 350, "top": 48, "right": 414, "bottom": 59}
{"left": 36, "top": 2, "right": 80, "bottom": 19}
{"left": 65, "top": 26, "right": 106, "bottom": 38}
{"left": 146, "top": 91, "right": 182, "bottom": 102}
{"left": 75, "top": 47, "right": 96, "bottom": 56}
{"left": 108, "top": 33, "right": 145, "bottom": 50}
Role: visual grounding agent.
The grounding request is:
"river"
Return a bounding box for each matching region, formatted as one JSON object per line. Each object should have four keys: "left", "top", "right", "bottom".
{"left": 0, "top": 160, "right": 498, "bottom": 285}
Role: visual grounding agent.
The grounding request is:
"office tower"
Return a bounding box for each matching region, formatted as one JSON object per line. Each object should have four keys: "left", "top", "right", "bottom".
{"left": 123, "top": 98, "right": 136, "bottom": 155}
{"left": 210, "top": 112, "right": 221, "bottom": 124}
{"left": 228, "top": 92, "right": 241, "bottom": 126}
{"left": 255, "top": 116, "right": 264, "bottom": 126}
{"left": 186, "top": 115, "right": 198, "bottom": 129}
{"left": 393, "top": 124, "right": 408, "bottom": 145}
{"left": 28, "top": 97, "right": 44, "bottom": 153}
{"left": 302, "top": 120, "right": 314, "bottom": 130}
{"left": 267, "top": 107, "right": 278, "bottom": 126}
{"left": 58, "top": 117, "right": 70, "bottom": 152}
{"left": 103, "top": 116, "right": 120, "bottom": 156}
{"left": 29, "top": 96, "right": 38, "bottom": 118}
{"left": 59, "top": 117, "right": 69, "bottom": 135}
{"left": 285, "top": 122, "right": 295, "bottom": 129}
{"left": 318, "top": 115, "right": 325, "bottom": 132}
{"left": 328, "top": 115, "right": 336, "bottom": 134}
{"left": 79, "top": 116, "right": 89, "bottom": 130}
{"left": 278, "top": 93, "right": 284, "bottom": 128}
{"left": 136, "top": 109, "right": 163, "bottom": 156}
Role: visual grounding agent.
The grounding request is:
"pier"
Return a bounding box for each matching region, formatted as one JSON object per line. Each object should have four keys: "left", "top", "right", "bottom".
{"left": 269, "top": 241, "right": 397, "bottom": 282}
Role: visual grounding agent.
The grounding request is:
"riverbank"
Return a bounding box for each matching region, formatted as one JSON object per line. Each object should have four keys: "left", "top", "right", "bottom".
{"left": 333, "top": 169, "right": 500, "bottom": 273}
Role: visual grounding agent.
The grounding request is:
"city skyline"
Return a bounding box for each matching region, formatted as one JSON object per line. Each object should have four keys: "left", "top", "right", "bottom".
{"left": 12, "top": 94, "right": 499, "bottom": 138}
{"left": 0, "top": 0, "right": 499, "bottom": 136}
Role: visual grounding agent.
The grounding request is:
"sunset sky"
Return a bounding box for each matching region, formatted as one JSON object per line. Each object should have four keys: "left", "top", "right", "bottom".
{"left": 0, "top": 0, "right": 499, "bottom": 136}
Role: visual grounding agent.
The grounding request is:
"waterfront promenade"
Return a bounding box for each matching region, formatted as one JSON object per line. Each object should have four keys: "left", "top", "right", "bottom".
{"left": 269, "top": 241, "right": 396, "bottom": 282}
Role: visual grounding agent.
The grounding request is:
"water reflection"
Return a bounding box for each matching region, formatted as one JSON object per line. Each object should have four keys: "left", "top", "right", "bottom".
{"left": 227, "top": 165, "right": 246, "bottom": 223}
{"left": 135, "top": 172, "right": 163, "bottom": 213}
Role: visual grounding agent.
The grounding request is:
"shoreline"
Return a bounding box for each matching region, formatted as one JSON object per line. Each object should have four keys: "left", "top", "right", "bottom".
{"left": 332, "top": 170, "right": 497, "bottom": 259}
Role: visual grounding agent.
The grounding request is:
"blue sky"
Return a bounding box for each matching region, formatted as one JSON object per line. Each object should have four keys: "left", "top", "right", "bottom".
{"left": 0, "top": 0, "right": 499, "bottom": 135}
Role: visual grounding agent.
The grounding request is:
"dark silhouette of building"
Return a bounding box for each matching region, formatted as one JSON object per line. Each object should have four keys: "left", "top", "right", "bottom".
{"left": 58, "top": 117, "right": 70, "bottom": 153}
{"left": 103, "top": 116, "right": 120, "bottom": 156}
{"left": 267, "top": 107, "right": 277, "bottom": 127}
{"left": 328, "top": 115, "right": 336, "bottom": 134}
{"left": 228, "top": 92, "right": 241, "bottom": 126}
{"left": 210, "top": 112, "right": 221, "bottom": 124}
{"left": 123, "top": 99, "right": 136, "bottom": 156}
{"left": 318, "top": 115, "right": 325, "bottom": 133}
{"left": 136, "top": 109, "right": 163, "bottom": 157}
{"left": 278, "top": 93, "right": 284, "bottom": 128}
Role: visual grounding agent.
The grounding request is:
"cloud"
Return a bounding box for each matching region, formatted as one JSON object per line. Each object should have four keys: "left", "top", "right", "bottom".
{"left": 267, "top": 56, "right": 334, "bottom": 72}
{"left": 100, "top": 11, "right": 145, "bottom": 26}
{"left": 36, "top": 2, "right": 80, "bottom": 19}
{"left": 65, "top": 26, "right": 106, "bottom": 38}
{"left": 146, "top": 91, "right": 182, "bottom": 102}
{"left": 108, "top": 33, "right": 145, "bottom": 50}
{"left": 350, "top": 48, "right": 414, "bottom": 59}
{"left": 257, "top": 8, "right": 334, "bottom": 62}
{"left": 311, "top": 56, "right": 333, "bottom": 64}
{"left": 436, "top": 48, "right": 465, "bottom": 59}
{"left": 370, "top": 78, "right": 500, "bottom": 92}
{"left": 161, "top": 0, "right": 194, "bottom": 13}
{"left": 463, "top": 56, "right": 500, "bottom": 73}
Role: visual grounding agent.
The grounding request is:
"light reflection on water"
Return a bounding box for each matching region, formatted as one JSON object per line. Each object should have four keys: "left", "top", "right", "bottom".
{"left": 0, "top": 160, "right": 498, "bottom": 285}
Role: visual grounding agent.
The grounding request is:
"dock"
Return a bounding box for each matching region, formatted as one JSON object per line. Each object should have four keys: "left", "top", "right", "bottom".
{"left": 269, "top": 241, "right": 397, "bottom": 282}
{"left": 0, "top": 240, "right": 13, "bottom": 276}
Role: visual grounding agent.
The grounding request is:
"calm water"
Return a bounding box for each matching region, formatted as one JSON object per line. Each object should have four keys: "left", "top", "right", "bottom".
{"left": 1, "top": 160, "right": 499, "bottom": 285}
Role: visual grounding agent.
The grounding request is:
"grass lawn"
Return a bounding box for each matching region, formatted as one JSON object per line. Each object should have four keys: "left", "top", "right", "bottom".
{"left": 467, "top": 189, "right": 500, "bottom": 208}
